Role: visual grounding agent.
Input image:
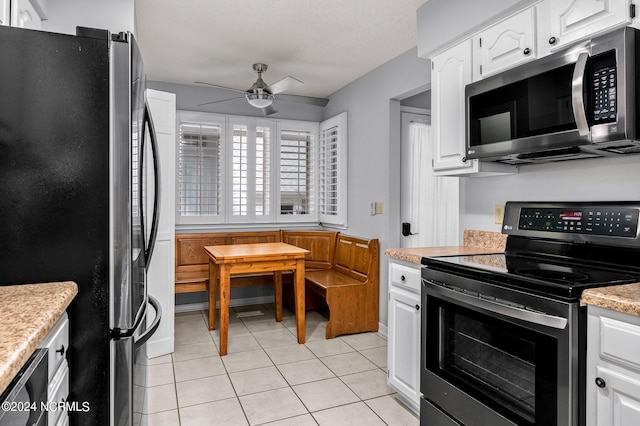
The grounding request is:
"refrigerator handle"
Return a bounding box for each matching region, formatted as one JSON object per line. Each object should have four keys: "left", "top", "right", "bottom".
{"left": 143, "top": 101, "right": 161, "bottom": 268}
{"left": 135, "top": 295, "right": 162, "bottom": 350}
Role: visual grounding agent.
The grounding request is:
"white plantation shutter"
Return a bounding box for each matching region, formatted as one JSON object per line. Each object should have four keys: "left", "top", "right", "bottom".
{"left": 175, "top": 111, "right": 346, "bottom": 227}
{"left": 178, "top": 117, "right": 223, "bottom": 218}
{"left": 318, "top": 112, "right": 347, "bottom": 226}
{"left": 231, "top": 124, "right": 248, "bottom": 216}
{"left": 279, "top": 128, "right": 315, "bottom": 216}
{"left": 256, "top": 126, "right": 271, "bottom": 216}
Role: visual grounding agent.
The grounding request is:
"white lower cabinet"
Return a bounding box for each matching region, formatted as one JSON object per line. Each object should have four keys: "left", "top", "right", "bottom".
{"left": 39, "top": 313, "right": 70, "bottom": 426}
{"left": 387, "top": 261, "right": 421, "bottom": 414}
{"left": 587, "top": 305, "right": 640, "bottom": 426}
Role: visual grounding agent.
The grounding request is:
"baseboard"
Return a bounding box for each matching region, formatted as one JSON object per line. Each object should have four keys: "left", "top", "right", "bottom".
{"left": 377, "top": 322, "right": 388, "bottom": 338}
{"left": 175, "top": 295, "right": 276, "bottom": 313}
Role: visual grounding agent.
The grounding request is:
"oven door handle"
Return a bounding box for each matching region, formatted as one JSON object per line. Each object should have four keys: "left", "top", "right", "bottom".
{"left": 427, "top": 284, "right": 568, "bottom": 330}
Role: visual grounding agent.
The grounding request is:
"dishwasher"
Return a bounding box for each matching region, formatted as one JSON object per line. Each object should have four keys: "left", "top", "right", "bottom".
{"left": 0, "top": 349, "right": 48, "bottom": 426}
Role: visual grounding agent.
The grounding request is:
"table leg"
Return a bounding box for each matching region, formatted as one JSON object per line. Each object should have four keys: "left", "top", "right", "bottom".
{"left": 293, "top": 258, "right": 306, "bottom": 344}
{"left": 208, "top": 260, "right": 218, "bottom": 331}
{"left": 219, "top": 264, "right": 231, "bottom": 356}
{"left": 274, "top": 271, "right": 283, "bottom": 322}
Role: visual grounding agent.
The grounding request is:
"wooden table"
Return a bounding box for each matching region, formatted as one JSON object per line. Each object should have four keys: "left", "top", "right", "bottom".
{"left": 204, "top": 242, "right": 309, "bottom": 356}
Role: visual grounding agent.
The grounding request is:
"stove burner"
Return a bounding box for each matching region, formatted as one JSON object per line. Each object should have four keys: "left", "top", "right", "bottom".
{"left": 515, "top": 268, "right": 590, "bottom": 282}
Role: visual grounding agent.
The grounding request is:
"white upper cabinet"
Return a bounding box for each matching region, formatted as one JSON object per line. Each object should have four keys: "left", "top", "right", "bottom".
{"left": 11, "top": 0, "right": 42, "bottom": 29}
{"left": 473, "top": 7, "right": 538, "bottom": 81}
{"left": 431, "top": 40, "right": 474, "bottom": 173}
{"left": 431, "top": 39, "right": 518, "bottom": 176}
{"left": 539, "top": 0, "right": 635, "bottom": 54}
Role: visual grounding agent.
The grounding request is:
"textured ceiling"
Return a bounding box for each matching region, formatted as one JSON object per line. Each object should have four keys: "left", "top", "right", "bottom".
{"left": 135, "top": 0, "right": 428, "bottom": 99}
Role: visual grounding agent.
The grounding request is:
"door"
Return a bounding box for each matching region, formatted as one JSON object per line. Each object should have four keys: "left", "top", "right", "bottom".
{"left": 400, "top": 109, "right": 429, "bottom": 248}
{"left": 592, "top": 366, "right": 640, "bottom": 426}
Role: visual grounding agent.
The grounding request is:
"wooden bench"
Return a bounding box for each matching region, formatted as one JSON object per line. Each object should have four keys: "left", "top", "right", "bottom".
{"left": 305, "top": 235, "right": 379, "bottom": 339}
{"left": 175, "top": 230, "right": 379, "bottom": 339}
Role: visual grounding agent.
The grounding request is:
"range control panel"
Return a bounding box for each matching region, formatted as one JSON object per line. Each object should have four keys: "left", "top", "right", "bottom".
{"left": 518, "top": 207, "right": 639, "bottom": 237}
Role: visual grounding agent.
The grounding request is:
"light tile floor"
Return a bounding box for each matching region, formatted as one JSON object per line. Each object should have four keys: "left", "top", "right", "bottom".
{"left": 144, "top": 304, "right": 420, "bottom": 425}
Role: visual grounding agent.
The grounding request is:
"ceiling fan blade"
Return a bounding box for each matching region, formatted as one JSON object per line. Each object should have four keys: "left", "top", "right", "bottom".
{"left": 277, "top": 94, "right": 329, "bottom": 107}
{"left": 196, "top": 96, "right": 244, "bottom": 107}
{"left": 266, "top": 76, "right": 303, "bottom": 95}
{"left": 261, "top": 104, "right": 278, "bottom": 116}
{"left": 194, "top": 81, "right": 247, "bottom": 94}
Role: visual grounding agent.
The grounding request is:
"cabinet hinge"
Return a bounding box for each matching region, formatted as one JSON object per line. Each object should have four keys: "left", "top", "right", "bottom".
{"left": 431, "top": 61, "right": 434, "bottom": 70}
{"left": 479, "top": 37, "right": 482, "bottom": 48}
{"left": 631, "top": 4, "right": 636, "bottom": 19}
{"left": 480, "top": 65, "right": 483, "bottom": 75}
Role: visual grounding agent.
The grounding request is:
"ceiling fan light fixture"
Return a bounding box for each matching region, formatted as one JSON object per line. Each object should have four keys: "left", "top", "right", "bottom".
{"left": 245, "top": 92, "right": 274, "bottom": 108}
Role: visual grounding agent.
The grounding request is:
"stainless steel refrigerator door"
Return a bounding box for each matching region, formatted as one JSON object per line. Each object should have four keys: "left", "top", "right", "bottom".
{"left": 111, "top": 33, "right": 146, "bottom": 334}
{"left": 111, "top": 296, "right": 161, "bottom": 426}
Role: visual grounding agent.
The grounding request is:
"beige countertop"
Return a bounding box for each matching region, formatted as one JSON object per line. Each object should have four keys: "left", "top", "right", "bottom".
{"left": 582, "top": 283, "right": 640, "bottom": 317}
{"left": 0, "top": 281, "right": 77, "bottom": 394}
{"left": 385, "top": 230, "right": 507, "bottom": 264}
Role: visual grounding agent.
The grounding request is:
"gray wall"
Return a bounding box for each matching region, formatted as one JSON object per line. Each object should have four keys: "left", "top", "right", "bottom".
{"left": 461, "top": 156, "right": 640, "bottom": 232}
{"left": 322, "top": 47, "right": 430, "bottom": 327}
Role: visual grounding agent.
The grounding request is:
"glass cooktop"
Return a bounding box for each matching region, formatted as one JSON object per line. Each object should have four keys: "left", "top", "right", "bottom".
{"left": 423, "top": 253, "right": 640, "bottom": 298}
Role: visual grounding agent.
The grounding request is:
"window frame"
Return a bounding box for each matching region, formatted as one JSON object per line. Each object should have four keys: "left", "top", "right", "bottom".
{"left": 176, "top": 111, "right": 226, "bottom": 226}
{"left": 175, "top": 110, "right": 346, "bottom": 229}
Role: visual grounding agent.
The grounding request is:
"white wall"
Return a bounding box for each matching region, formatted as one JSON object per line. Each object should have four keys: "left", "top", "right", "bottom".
{"left": 40, "top": 0, "right": 134, "bottom": 35}
{"left": 461, "top": 156, "right": 640, "bottom": 232}
{"left": 322, "top": 48, "right": 430, "bottom": 327}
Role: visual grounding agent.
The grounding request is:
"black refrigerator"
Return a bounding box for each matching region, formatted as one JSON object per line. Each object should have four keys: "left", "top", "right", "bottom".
{"left": 0, "top": 25, "right": 162, "bottom": 426}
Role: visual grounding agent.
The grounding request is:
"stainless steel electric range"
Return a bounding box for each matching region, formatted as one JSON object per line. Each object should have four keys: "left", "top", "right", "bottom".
{"left": 421, "top": 201, "right": 640, "bottom": 426}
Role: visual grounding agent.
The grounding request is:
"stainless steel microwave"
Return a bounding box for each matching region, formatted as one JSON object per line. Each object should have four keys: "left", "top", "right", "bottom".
{"left": 466, "top": 27, "right": 640, "bottom": 164}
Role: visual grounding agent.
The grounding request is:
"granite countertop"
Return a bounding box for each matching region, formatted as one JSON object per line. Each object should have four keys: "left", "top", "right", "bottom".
{"left": 582, "top": 283, "right": 640, "bottom": 317}
{"left": 0, "top": 282, "right": 77, "bottom": 394}
{"left": 385, "top": 229, "right": 507, "bottom": 264}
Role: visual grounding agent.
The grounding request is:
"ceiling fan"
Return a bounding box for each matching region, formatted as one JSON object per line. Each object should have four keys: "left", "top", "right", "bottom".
{"left": 195, "top": 63, "right": 329, "bottom": 115}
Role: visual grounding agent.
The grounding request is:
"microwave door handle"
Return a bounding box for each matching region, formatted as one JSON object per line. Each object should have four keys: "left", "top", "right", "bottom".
{"left": 572, "top": 52, "right": 590, "bottom": 136}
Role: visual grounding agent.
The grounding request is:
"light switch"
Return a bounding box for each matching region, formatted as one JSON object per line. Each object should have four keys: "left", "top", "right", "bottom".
{"left": 375, "top": 202, "right": 384, "bottom": 215}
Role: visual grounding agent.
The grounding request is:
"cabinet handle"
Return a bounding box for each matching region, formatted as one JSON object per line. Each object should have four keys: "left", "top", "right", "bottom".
{"left": 462, "top": 156, "right": 467, "bottom": 163}
{"left": 401, "top": 275, "right": 406, "bottom": 281}
{"left": 56, "top": 344, "right": 65, "bottom": 357}
{"left": 523, "top": 48, "right": 531, "bottom": 55}
{"left": 595, "top": 377, "right": 606, "bottom": 388}
{"left": 415, "top": 305, "right": 420, "bottom": 311}
{"left": 549, "top": 36, "right": 557, "bottom": 45}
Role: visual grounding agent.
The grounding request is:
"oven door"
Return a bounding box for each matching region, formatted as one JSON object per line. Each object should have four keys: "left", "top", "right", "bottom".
{"left": 421, "top": 278, "right": 580, "bottom": 426}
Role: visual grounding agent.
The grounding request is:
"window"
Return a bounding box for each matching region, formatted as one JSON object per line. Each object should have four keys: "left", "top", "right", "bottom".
{"left": 277, "top": 121, "right": 317, "bottom": 220}
{"left": 177, "top": 113, "right": 224, "bottom": 222}
{"left": 176, "top": 111, "right": 346, "bottom": 227}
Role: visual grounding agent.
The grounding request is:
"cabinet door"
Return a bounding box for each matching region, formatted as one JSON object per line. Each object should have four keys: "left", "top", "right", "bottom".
{"left": 11, "top": 0, "right": 41, "bottom": 29}
{"left": 388, "top": 287, "right": 421, "bottom": 413}
{"left": 590, "top": 365, "right": 640, "bottom": 426}
{"left": 473, "top": 8, "right": 537, "bottom": 80}
{"left": 542, "top": 0, "right": 633, "bottom": 52}
{"left": 431, "top": 39, "right": 474, "bottom": 173}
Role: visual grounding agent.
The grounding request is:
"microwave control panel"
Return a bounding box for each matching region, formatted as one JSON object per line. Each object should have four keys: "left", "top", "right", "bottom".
{"left": 518, "top": 207, "right": 638, "bottom": 237}
{"left": 592, "top": 66, "right": 617, "bottom": 123}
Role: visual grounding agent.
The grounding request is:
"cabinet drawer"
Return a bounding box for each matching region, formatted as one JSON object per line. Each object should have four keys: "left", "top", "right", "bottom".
{"left": 390, "top": 263, "right": 421, "bottom": 293}
{"left": 47, "top": 362, "right": 69, "bottom": 426}
{"left": 599, "top": 315, "right": 640, "bottom": 370}
{"left": 39, "top": 313, "right": 69, "bottom": 380}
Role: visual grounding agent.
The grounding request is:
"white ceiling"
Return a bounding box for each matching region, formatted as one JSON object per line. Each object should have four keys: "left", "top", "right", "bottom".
{"left": 134, "top": 0, "right": 428, "bottom": 100}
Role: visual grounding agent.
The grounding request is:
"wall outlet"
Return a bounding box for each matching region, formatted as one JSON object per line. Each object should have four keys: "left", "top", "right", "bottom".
{"left": 495, "top": 204, "right": 505, "bottom": 224}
